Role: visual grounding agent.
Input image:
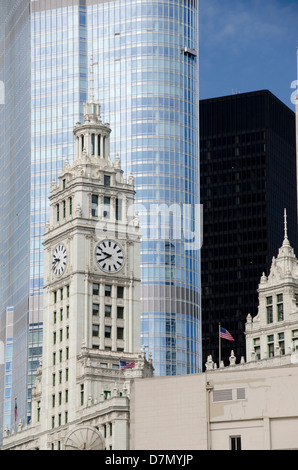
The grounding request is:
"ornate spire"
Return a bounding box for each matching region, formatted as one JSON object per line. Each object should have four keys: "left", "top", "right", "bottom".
{"left": 89, "top": 54, "right": 98, "bottom": 104}
{"left": 283, "top": 208, "right": 290, "bottom": 246}
{"left": 73, "top": 55, "right": 111, "bottom": 163}
{"left": 82, "top": 55, "right": 101, "bottom": 123}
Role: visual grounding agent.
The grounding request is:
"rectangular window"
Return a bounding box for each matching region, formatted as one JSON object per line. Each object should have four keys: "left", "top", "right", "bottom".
{"left": 63, "top": 200, "right": 66, "bottom": 218}
{"left": 105, "top": 326, "right": 111, "bottom": 338}
{"left": 292, "top": 330, "right": 298, "bottom": 352}
{"left": 117, "top": 286, "right": 124, "bottom": 298}
{"left": 268, "top": 334, "right": 274, "bottom": 357}
{"left": 104, "top": 175, "right": 111, "bottom": 187}
{"left": 116, "top": 198, "right": 122, "bottom": 220}
{"left": 80, "top": 385, "right": 84, "bottom": 406}
{"left": 67, "top": 285, "right": 70, "bottom": 297}
{"left": 69, "top": 197, "right": 72, "bottom": 216}
{"left": 103, "top": 196, "right": 110, "bottom": 218}
{"left": 92, "top": 324, "right": 99, "bottom": 337}
{"left": 63, "top": 179, "right": 66, "bottom": 189}
{"left": 230, "top": 436, "right": 241, "bottom": 450}
{"left": 54, "top": 291, "right": 57, "bottom": 303}
{"left": 92, "top": 195, "right": 98, "bottom": 217}
{"left": 105, "top": 305, "right": 112, "bottom": 317}
{"left": 117, "top": 327, "right": 124, "bottom": 340}
{"left": 56, "top": 204, "right": 60, "bottom": 221}
{"left": 93, "top": 304, "right": 99, "bottom": 316}
{"left": 277, "top": 294, "right": 283, "bottom": 321}
{"left": 253, "top": 338, "right": 260, "bottom": 359}
{"left": 278, "top": 332, "right": 285, "bottom": 355}
{"left": 93, "top": 283, "right": 100, "bottom": 296}
{"left": 117, "top": 306, "right": 124, "bottom": 319}
{"left": 91, "top": 134, "right": 95, "bottom": 155}
{"left": 105, "top": 285, "right": 112, "bottom": 297}
{"left": 116, "top": 198, "right": 122, "bottom": 221}
{"left": 266, "top": 296, "right": 273, "bottom": 324}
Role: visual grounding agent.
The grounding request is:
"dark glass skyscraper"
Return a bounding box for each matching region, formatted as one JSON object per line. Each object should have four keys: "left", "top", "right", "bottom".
{"left": 0, "top": 0, "right": 200, "bottom": 436}
{"left": 200, "top": 90, "right": 298, "bottom": 365}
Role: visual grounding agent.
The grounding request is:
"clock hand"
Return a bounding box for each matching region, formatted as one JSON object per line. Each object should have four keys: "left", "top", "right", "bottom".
{"left": 99, "top": 254, "right": 112, "bottom": 262}
{"left": 101, "top": 251, "right": 112, "bottom": 257}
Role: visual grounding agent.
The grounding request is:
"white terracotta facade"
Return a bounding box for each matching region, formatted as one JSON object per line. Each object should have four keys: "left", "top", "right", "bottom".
{"left": 245, "top": 212, "right": 298, "bottom": 364}
{"left": 2, "top": 87, "right": 153, "bottom": 450}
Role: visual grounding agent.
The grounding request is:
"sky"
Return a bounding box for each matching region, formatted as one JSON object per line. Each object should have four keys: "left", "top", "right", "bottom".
{"left": 199, "top": 0, "right": 298, "bottom": 111}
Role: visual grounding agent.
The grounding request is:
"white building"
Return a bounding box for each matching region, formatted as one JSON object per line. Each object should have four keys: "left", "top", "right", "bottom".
{"left": 130, "top": 220, "right": 298, "bottom": 450}
{"left": 245, "top": 210, "right": 298, "bottom": 364}
{"left": 2, "top": 75, "right": 153, "bottom": 450}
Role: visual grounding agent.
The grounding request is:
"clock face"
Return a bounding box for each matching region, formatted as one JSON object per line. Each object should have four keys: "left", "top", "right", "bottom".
{"left": 52, "top": 244, "right": 67, "bottom": 277}
{"left": 95, "top": 239, "right": 124, "bottom": 273}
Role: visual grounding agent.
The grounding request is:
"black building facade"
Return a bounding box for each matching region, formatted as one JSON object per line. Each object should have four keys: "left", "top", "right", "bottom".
{"left": 200, "top": 90, "right": 298, "bottom": 365}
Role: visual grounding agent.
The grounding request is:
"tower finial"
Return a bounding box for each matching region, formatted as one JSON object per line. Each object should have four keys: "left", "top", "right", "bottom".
{"left": 284, "top": 208, "right": 288, "bottom": 239}
{"left": 282, "top": 208, "right": 290, "bottom": 247}
{"left": 89, "top": 55, "right": 98, "bottom": 103}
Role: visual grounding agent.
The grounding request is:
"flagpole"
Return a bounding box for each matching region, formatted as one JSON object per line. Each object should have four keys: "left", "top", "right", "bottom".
{"left": 219, "top": 323, "right": 221, "bottom": 367}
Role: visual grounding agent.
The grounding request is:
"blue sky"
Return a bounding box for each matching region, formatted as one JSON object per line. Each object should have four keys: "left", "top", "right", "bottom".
{"left": 199, "top": 0, "right": 298, "bottom": 111}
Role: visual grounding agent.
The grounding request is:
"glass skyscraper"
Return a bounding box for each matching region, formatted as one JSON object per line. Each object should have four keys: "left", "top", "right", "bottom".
{"left": 1, "top": 0, "right": 200, "bottom": 433}
{"left": 0, "top": 0, "right": 31, "bottom": 432}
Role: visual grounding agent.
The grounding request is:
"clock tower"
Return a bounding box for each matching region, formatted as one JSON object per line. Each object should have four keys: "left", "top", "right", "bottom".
{"left": 10, "top": 61, "right": 154, "bottom": 450}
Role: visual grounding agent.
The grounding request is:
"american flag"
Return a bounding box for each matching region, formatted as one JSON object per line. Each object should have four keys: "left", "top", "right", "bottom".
{"left": 120, "top": 360, "right": 135, "bottom": 371}
{"left": 220, "top": 327, "right": 235, "bottom": 341}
